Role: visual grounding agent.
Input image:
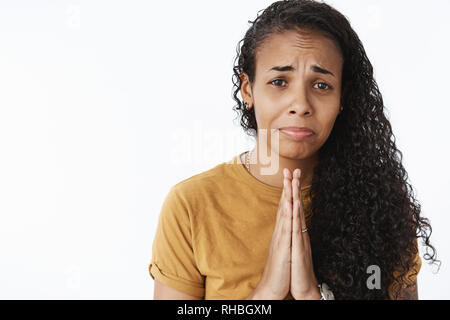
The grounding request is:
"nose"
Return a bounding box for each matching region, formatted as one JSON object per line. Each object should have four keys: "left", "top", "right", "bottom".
{"left": 287, "top": 84, "right": 312, "bottom": 116}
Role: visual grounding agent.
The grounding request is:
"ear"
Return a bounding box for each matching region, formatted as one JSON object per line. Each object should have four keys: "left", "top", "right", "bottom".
{"left": 240, "top": 72, "right": 254, "bottom": 107}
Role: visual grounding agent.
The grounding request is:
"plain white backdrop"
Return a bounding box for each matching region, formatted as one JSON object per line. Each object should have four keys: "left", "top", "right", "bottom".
{"left": 0, "top": 0, "right": 448, "bottom": 299}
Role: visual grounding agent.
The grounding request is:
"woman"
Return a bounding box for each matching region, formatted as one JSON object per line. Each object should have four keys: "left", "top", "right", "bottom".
{"left": 149, "top": 0, "right": 440, "bottom": 299}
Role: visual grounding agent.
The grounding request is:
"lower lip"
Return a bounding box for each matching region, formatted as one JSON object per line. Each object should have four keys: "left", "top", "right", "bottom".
{"left": 279, "top": 129, "right": 314, "bottom": 140}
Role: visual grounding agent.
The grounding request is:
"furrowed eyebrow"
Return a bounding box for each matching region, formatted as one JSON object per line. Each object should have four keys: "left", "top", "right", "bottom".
{"left": 268, "top": 65, "right": 295, "bottom": 72}
{"left": 268, "top": 64, "right": 335, "bottom": 77}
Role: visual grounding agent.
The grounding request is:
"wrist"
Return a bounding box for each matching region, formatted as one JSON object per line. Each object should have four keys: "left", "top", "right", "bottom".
{"left": 295, "top": 287, "right": 322, "bottom": 300}
{"left": 247, "top": 286, "right": 282, "bottom": 300}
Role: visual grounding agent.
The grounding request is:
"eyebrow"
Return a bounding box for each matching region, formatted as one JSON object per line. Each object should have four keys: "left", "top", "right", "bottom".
{"left": 268, "top": 64, "right": 335, "bottom": 77}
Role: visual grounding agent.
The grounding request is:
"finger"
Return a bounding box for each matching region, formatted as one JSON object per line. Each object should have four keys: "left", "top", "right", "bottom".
{"left": 282, "top": 169, "right": 293, "bottom": 245}
{"left": 284, "top": 168, "right": 292, "bottom": 203}
{"left": 280, "top": 168, "right": 288, "bottom": 200}
{"left": 284, "top": 198, "right": 293, "bottom": 247}
{"left": 275, "top": 174, "right": 289, "bottom": 226}
{"left": 291, "top": 172, "right": 302, "bottom": 253}
{"left": 278, "top": 177, "right": 293, "bottom": 248}
{"left": 297, "top": 170, "right": 309, "bottom": 244}
{"left": 276, "top": 174, "right": 292, "bottom": 243}
{"left": 292, "top": 168, "right": 300, "bottom": 208}
{"left": 276, "top": 169, "right": 289, "bottom": 222}
{"left": 285, "top": 167, "right": 292, "bottom": 180}
{"left": 292, "top": 199, "right": 304, "bottom": 251}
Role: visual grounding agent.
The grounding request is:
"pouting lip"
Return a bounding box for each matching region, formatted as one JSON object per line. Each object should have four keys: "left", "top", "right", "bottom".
{"left": 279, "top": 126, "right": 315, "bottom": 134}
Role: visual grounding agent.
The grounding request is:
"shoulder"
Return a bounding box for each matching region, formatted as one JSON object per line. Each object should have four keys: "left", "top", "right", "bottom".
{"left": 172, "top": 161, "right": 232, "bottom": 195}
{"left": 165, "top": 160, "right": 233, "bottom": 211}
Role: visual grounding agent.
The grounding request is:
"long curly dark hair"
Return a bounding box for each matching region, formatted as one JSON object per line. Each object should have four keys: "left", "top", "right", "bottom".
{"left": 231, "top": 0, "right": 441, "bottom": 299}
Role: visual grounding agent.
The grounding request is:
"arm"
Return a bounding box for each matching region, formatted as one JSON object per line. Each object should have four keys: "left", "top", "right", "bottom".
{"left": 153, "top": 278, "right": 204, "bottom": 300}
{"left": 150, "top": 186, "right": 206, "bottom": 300}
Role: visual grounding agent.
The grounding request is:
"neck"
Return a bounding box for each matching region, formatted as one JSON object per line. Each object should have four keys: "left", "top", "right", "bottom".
{"left": 248, "top": 144, "right": 318, "bottom": 189}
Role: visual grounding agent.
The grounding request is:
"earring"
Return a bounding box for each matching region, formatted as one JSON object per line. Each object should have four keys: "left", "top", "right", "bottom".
{"left": 339, "top": 106, "right": 343, "bottom": 113}
{"left": 244, "top": 102, "right": 251, "bottom": 110}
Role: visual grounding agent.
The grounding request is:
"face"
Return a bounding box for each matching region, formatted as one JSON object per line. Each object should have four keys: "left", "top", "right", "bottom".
{"left": 241, "top": 28, "right": 345, "bottom": 160}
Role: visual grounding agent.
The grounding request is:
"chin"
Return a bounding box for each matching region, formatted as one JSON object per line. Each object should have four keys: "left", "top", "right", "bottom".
{"left": 278, "top": 147, "right": 311, "bottom": 160}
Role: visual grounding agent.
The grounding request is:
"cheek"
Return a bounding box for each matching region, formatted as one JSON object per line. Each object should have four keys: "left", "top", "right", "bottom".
{"left": 253, "top": 107, "right": 275, "bottom": 129}
{"left": 316, "top": 116, "right": 338, "bottom": 142}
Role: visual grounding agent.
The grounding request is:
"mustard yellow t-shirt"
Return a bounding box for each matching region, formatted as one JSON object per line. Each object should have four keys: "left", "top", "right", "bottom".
{"left": 149, "top": 153, "right": 421, "bottom": 299}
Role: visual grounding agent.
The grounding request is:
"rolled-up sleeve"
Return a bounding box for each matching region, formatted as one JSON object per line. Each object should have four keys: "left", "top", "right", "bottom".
{"left": 149, "top": 186, "right": 205, "bottom": 298}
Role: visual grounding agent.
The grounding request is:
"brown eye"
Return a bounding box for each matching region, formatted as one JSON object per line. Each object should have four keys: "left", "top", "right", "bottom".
{"left": 314, "top": 82, "right": 332, "bottom": 90}
{"left": 270, "top": 79, "right": 287, "bottom": 87}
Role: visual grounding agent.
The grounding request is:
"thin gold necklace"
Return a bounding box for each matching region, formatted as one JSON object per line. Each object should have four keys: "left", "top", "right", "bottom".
{"left": 245, "top": 150, "right": 251, "bottom": 173}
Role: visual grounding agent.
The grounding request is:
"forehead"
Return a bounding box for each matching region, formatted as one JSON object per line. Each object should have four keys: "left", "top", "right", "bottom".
{"left": 255, "top": 28, "right": 343, "bottom": 75}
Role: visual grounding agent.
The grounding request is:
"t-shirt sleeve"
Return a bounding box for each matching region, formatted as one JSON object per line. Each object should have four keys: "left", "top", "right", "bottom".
{"left": 149, "top": 186, "right": 205, "bottom": 298}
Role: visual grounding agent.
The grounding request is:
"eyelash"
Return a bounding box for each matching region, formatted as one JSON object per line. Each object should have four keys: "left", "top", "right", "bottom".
{"left": 270, "top": 79, "right": 333, "bottom": 91}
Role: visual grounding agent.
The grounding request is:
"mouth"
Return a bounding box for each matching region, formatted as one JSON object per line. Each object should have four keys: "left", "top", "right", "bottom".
{"left": 278, "top": 127, "right": 315, "bottom": 140}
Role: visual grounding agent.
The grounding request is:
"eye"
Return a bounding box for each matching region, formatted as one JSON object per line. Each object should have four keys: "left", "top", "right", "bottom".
{"left": 270, "top": 79, "right": 287, "bottom": 87}
{"left": 314, "top": 82, "right": 333, "bottom": 91}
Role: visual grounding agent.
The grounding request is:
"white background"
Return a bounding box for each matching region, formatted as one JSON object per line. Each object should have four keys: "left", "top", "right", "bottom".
{"left": 0, "top": 0, "right": 448, "bottom": 299}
